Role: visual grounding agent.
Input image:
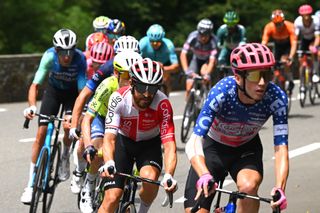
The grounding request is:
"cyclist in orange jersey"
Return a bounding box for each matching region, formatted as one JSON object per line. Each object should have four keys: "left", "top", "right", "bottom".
{"left": 262, "top": 9, "right": 298, "bottom": 91}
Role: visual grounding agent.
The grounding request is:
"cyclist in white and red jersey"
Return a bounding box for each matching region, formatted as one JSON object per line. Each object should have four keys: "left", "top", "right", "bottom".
{"left": 84, "top": 32, "right": 108, "bottom": 55}
{"left": 184, "top": 43, "right": 289, "bottom": 213}
{"left": 180, "top": 18, "right": 218, "bottom": 98}
{"left": 294, "top": 4, "right": 320, "bottom": 82}
{"left": 99, "top": 58, "right": 178, "bottom": 212}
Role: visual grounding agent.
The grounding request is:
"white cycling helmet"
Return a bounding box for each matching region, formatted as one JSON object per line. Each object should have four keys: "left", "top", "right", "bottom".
{"left": 113, "top": 35, "right": 140, "bottom": 54}
{"left": 129, "top": 58, "right": 163, "bottom": 85}
{"left": 113, "top": 50, "right": 143, "bottom": 72}
{"left": 93, "top": 16, "right": 111, "bottom": 31}
{"left": 53, "top": 29, "right": 77, "bottom": 49}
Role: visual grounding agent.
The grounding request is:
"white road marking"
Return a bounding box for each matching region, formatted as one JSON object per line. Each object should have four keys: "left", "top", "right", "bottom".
{"left": 272, "top": 142, "right": 320, "bottom": 159}
{"left": 173, "top": 115, "right": 183, "bottom": 120}
{"left": 0, "top": 108, "right": 7, "bottom": 112}
{"left": 19, "top": 134, "right": 64, "bottom": 143}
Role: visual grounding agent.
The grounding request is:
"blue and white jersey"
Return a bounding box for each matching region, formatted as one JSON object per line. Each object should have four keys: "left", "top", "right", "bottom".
{"left": 194, "top": 76, "right": 288, "bottom": 147}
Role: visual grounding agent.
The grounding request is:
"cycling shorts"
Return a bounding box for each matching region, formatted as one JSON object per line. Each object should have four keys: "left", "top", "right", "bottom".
{"left": 299, "top": 38, "right": 314, "bottom": 52}
{"left": 184, "top": 134, "right": 263, "bottom": 210}
{"left": 91, "top": 114, "right": 105, "bottom": 139}
{"left": 39, "top": 84, "right": 78, "bottom": 126}
{"left": 188, "top": 56, "right": 208, "bottom": 76}
{"left": 104, "top": 134, "right": 163, "bottom": 190}
{"left": 274, "top": 40, "right": 291, "bottom": 61}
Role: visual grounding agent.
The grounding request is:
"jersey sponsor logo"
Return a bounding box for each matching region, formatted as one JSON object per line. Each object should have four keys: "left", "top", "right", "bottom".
{"left": 274, "top": 124, "right": 288, "bottom": 136}
{"left": 216, "top": 121, "right": 260, "bottom": 137}
{"left": 270, "top": 99, "right": 286, "bottom": 116}
{"left": 198, "top": 116, "right": 212, "bottom": 130}
{"left": 208, "top": 92, "right": 225, "bottom": 112}
{"left": 105, "top": 95, "right": 122, "bottom": 124}
{"left": 160, "top": 101, "right": 170, "bottom": 135}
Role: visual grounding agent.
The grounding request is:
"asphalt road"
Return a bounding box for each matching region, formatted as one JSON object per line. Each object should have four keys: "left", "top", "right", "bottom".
{"left": 1, "top": 82, "right": 320, "bottom": 213}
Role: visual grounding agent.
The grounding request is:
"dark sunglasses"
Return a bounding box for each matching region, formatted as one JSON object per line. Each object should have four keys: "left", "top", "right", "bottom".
{"left": 57, "top": 49, "right": 75, "bottom": 57}
{"left": 134, "top": 83, "right": 159, "bottom": 95}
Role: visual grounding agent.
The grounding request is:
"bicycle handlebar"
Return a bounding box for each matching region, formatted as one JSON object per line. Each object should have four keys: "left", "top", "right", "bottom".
{"left": 23, "top": 112, "right": 65, "bottom": 129}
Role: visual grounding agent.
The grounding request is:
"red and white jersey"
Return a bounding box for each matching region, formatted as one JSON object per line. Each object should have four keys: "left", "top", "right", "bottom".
{"left": 105, "top": 86, "right": 175, "bottom": 144}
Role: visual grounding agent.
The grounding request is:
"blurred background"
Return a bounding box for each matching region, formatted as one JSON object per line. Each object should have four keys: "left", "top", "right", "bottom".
{"left": 0, "top": 0, "right": 319, "bottom": 54}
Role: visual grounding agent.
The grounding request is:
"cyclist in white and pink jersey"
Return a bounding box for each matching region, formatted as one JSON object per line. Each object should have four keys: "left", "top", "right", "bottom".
{"left": 99, "top": 58, "right": 178, "bottom": 213}
{"left": 294, "top": 4, "right": 320, "bottom": 82}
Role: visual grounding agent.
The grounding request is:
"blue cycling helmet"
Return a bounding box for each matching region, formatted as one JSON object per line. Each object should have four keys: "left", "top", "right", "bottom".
{"left": 146, "top": 24, "right": 165, "bottom": 41}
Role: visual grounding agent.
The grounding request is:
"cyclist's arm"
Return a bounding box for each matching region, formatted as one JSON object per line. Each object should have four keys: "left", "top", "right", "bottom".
{"left": 103, "top": 132, "right": 117, "bottom": 163}
{"left": 164, "top": 40, "right": 179, "bottom": 73}
{"left": 288, "top": 22, "right": 298, "bottom": 60}
{"left": 81, "top": 113, "right": 95, "bottom": 148}
{"left": 261, "top": 23, "right": 271, "bottom": 45}
{"left": 180, "top": 49, "right": 189, "bottom": 72}
{"left": 314, "top": 34, "right": 320, "bottom": 47}
{"left": 70, "top": 86, "right": 93, "bottom": 129}
{"left": 205, "top": 57, "right": 216, "bottom": 75}
{"left": 27, "top": 83, "right": 39, "bottom": 107}
{"left": 239, "top": 25, "right": 247, "bottom": 45}
{"left": 77, "top": 52, "right": 88, "bottom": 91}
{"left": 274, "top": 144, "right": 289, "bottom": 190}
{"left": 163, "top": 141, "right": 177, "bottom": 176}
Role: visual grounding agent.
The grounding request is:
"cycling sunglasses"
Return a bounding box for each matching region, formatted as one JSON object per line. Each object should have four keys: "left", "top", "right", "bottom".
{"left": 57, "top": 49, "right": 75, "bottom": 57}
{"left": 245, "top": 69, "right": 273, "bottom": 83}
{"left": 134, "top": 83, "right": 159, "bottom": 95}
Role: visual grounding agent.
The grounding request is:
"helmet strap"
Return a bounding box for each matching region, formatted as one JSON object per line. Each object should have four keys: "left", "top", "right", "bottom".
{"left": 236, "top": 73, "right": 258, "bottom": 104}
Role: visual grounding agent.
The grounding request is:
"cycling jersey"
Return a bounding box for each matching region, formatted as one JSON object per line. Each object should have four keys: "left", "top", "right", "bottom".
{"left": 139, "top": 36, "right": 178, "bottom": 65}
{"left": 85, "top": 59, "right": 114, "bottom": 92}
{"left": 33, "top": 47, "right": 87, "bottom": 90}
{"left": 193, "top": 76, "right": 288, "bottom": 147}
{"left": 104, "top": 86, "right": 175, "bottom": 143}
{"left": 86, "top": 58, "right": 96, "bottom": 80}
{"left": 216, "top": 24, "right": 246, "bottom": 49}
{"left": 182, "top": 31, "right": 218, "bottom": 61}
{"left": 262, "top": 21, "right": 297, "bottom": 45}
{"left": 294, "top": 15, "right": 320, "bottom": 40}
{"left": 87, "top": 76, "right": 119, "bottom": 118}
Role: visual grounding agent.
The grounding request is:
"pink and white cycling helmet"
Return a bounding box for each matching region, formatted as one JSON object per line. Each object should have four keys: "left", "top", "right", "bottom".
{"left": 129, "top": 58, "right": 163, "bottom": 85}
{"left": 298, "top": 4, "right": 313, "bottom": 15}
{"left": 230, "top": 43, "right": 275, "bottom": 72}
{"left": 90, "top": 42, "right": 114, "bottom": 64}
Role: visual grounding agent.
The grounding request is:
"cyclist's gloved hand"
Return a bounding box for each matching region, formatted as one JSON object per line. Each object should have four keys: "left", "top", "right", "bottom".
{"left": 69, "top": 127, "right": 80, "bottom": 140}
{"left": 271, "top": 187, "right": 287, "bottom": 210}
{"left": 161, "top": 173, "right": 178, "bottom": 192}
{"left": 23, "top": 105, "right": 37, "bottom": 119}
{"left": 185, "top": 69, "right": 194, "bottom": 76}
{"left": 203, "top": 74, "right": 211, "bottom": 81}
{"left": 98, "top": 160, "right": 116, "bottom": 178}
{"left": 195, "top": 173, "right": 217, "bottom": 199}
{"left": 83, "top": 145, "right": 97, "bottom": 163}
{"left": 309, "top": 45, "right": 318, "bottom": 54}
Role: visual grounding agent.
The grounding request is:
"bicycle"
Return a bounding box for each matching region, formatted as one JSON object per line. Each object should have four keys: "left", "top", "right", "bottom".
{"left": 297, "top": 50, "right": 319, "bottom": 107}
{"left": 23, "top": 106, "right": 65, "bottom": 213}
{"left": 181, "top": 74, "right": 210, "bottom": 143}
{"left": 216, "top": 64, "right": 233, "bottom": 80}
{"left": 272, "top": 61, "right": 293, "bottom": 113}
{"left": 92, "top": 166, "right": 173, "bottom": 213}
{"left": 191, "top": 178, "right": 281, "bottom": 213}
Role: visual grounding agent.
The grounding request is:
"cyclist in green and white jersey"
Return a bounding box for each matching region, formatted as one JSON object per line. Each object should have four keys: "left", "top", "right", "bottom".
{"left": 79, "top": 51, "right": 142, "bottom": 212}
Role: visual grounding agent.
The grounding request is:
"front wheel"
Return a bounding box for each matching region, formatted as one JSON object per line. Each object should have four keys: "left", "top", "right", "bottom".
{"left": 43, "top": 142, "right": 61, "bottom": 212}
{"left": 30, "top": 149, "right": 48, "bottom": 213}
{"left": 181, "top": 92, "right": 195, "bottom": 143}
{"left": 299, "top": 67, "right": 307, "bottom": 107}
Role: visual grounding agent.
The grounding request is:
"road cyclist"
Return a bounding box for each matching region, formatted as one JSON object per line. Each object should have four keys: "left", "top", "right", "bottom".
{"left": 183, "top": 43, "right": 289, "bottom": 213}
{"left": 98, "top": 58, "right": 178, "bottom": 213}
{"left": 79, "top": 50, "right": 142, "bottom": 213}
{"left": 21, "top": 29, "right": 87, "bottom": 204}
{"left": 139, "top": 24, "right": 180, "bottom": 97}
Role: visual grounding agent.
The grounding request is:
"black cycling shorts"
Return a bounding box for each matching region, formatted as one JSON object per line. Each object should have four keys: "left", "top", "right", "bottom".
{"left": 104, "top": 134, "right": 163, "bottom": 190}
{"left": 184, "top": 134, "right": 263, "bottom": 210}
{"left": 38, "top": 84, "right": 78, "bottom": 126}
{"left": 274, "top": 40, "right": 291, "bottom": 61}
{"left": 299, "top": 38, "right": 314, "bottom": 52}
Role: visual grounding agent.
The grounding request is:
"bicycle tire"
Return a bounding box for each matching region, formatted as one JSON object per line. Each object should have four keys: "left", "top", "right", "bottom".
{"left": 287, "top": 92, "right": 292, "bottom": 114}
{"left": 299, "top": 67, "right": 307, "bottom": 107}
{"left": 181, "top": 92, "right": 195, "bottom": 143}
{"left": 309, "top": 81, "right": 316, "bottom": 105}
{"left": 120, "top": 202, "right": 136, "bottom": 213}
{"left": 92, "top": 176, "right": 105, "bottom": 212}
{"left": 29, "top": 149, "right": 48, "bottom": 213}
{"left": 42, "top": 141, "right": 61, "bottom": 212}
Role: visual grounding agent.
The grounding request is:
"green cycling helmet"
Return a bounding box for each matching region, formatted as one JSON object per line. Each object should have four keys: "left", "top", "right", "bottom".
{"left": 223, "top": 11, "right": 240, "bottom": 27}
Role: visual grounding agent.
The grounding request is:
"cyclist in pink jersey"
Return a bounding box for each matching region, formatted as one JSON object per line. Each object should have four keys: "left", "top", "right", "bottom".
{"left": 99, "top": 58, "right": 178, "bottom": 213}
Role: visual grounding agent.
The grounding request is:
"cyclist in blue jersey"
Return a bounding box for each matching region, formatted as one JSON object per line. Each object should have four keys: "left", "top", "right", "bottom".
{"left": 69, "top": 35, "right": 140, "bottom": 195}
{"left": 139, "top": 24, "right": 179, "bottom": 96}
{"left": 180, "top": 19, "right": 218, "bottom": 98}
{"left": 21, "top": 29, "right": 87, "bottom": 204}
{"left": 216, "top": 11, "right": 246, "bottom": 78}
{"left": 184, "top": 43, "right": 289, "bottom": 213}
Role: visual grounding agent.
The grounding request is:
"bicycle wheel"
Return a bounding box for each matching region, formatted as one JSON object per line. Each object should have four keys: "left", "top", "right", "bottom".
{"left": 29, "top": 149, "right": 48, "bottom": 213}
{"left": 287, "top": 91, "right": 292, "bottom": 114}
{"left": 92, "top": 177, "right": 105, "bottom": 212}
{"left": 120, "top": 202, "right": 136, "bottom": 213}
{"left": 180, "top": 92, "right": 196, "bottom": 143}
{"left": 299, "top": 67, "right": 307, "bottom": 107}
{"left": 42, "top": 141, "right": 61, "bottom": 212}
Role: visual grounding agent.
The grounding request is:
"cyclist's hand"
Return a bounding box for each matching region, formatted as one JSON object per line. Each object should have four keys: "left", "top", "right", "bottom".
{"left": 23, "top": 105, "right": 37, "bottom": 120}
{"left": 285, "top": 58, "right": 293, "bottom": 66}
{"left": 185, "top": 69, "right": 194, "bottom": 77}
{"left": 161, "top": 173, "right": 178, "bottom": 192}
{"left": 195, "top": 173, "right": 217, "bottom": 200}
{"left": 82, "top": 145, "right": 97, "bottom": 163}
{"left": 203, "top": 74, "right": 211, "bottom": 82}
{"left": 271, "top": 187, "right": 287, "bottom": 211}
{"left": 69, "top": 127, "right": 80, "bottom": 140}
{"left": 98, "top": 160, "right": 116, "bottom": 178}
{"left": 309, "top": 45, "right": 318, "bottom": 54}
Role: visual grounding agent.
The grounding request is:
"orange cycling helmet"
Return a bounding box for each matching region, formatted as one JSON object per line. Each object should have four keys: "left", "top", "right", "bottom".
{"left": 86, "top": 32, "right": 108, "bottom": 51}
{"left": 271, "top": 10, "right": 285, "bottom": 24}
{"left": 298, "top": 4, "right": 313, "bottom": 15}
{"left": 90, "top": 42, "right": 114, "bottom": 64}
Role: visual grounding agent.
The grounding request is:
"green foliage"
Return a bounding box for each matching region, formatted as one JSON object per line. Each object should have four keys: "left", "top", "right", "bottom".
{"left": 0, "top": 0, "right": 319, "bottom": 54}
